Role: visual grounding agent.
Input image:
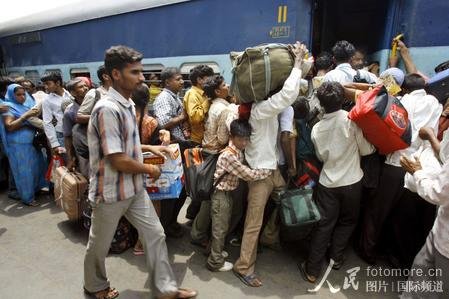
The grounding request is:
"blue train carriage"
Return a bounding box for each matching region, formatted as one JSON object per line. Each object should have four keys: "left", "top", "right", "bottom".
{"left": 0, "top": 0, "right": 448, "bottom": 85}
{"left": 0, "top": 0, "right": 310, "bottom": 85}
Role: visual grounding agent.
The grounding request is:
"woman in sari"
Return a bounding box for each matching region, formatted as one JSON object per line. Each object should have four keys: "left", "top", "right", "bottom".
{"left": 1, "top": 84, "right": 48, "bottom": 206}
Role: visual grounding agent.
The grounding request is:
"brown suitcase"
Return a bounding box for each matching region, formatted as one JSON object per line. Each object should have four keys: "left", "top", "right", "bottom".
{"left": 54, "top": 166, "right": 88, "bottom": 221}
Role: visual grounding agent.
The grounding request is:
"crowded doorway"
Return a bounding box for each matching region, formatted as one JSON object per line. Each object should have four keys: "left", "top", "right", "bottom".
{"left": 312, "top": 0, "right": 390, "bottom": 58}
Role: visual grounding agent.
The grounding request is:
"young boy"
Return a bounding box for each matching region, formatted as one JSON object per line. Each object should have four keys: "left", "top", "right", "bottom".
{"left": 207, "top": 119, "right": 271, "bottom": 272}
{"left": 299, "top": 81, "right": 375, "bottom": 282}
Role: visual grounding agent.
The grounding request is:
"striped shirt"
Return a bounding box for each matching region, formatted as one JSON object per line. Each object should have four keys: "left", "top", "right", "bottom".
{"left": 87, "top": 87, "right": 144, "bottom": 203}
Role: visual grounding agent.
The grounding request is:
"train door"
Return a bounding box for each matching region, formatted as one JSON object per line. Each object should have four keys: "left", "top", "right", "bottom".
{"left": 311, "top": 0, "right": 392, "bottom": 60}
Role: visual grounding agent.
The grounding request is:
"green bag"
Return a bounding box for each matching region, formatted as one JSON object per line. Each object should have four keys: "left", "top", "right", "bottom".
{"left": 230, "top": 43, "right": 295, "bottom": 103}
{"left": 279, "top": 188, "right": 321, "bottom": 227}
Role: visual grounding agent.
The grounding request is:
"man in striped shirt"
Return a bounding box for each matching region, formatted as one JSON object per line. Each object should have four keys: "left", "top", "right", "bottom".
{"left": 83, "top": 45, "right": 196, "bottom": 299}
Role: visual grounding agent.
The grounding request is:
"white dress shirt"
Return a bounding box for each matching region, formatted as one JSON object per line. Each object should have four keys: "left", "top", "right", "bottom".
{"left": 246, "top": 67, "right": 302, "bottom": 170}
{"left": 276, "top": 106, "right": 295, "bottom": 166}
{"left": 324, "top": 63, "right": 378, "bottom": 84}
{"left": 413, "top": 159, "right": 449, "bottom": 258}
{"left": 42, "top": 89, "right": 72, "bottom": 148}
{"left": 386, "top": 89, "right": 442, "bottom": 166}
{"left": 311, "top": 110, "right": 375, "bottom": 188}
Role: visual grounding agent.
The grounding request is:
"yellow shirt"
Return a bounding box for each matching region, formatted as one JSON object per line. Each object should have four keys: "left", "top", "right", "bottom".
{"left": 183, "top": 85, "right": 210, "bottom": 144}
{"left": 149, "top": 84, "right": 162, "bottom": 103}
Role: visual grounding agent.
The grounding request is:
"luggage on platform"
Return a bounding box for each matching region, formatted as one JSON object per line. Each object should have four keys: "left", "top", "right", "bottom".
{"left": 348, "top": 86, "right": 412, "bottom": 154}
{"left": 279, "top": 188, "right": 320, "bottom": 228}
{"left": 426, "top": 68, "right": 449, "bottom": 105}
{"left": 82, "top": 205, "right": 138, "bottom": 254}
{"left": 230, "top": 43, "right": 313, "bottom": 103}
{"left": 54, "top": 166, "right": 88, "bottom": 221}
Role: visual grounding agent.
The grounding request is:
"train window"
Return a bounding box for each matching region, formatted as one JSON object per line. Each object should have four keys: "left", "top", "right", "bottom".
{"left": 25, "top": 70, "right": 40, "bottom": 84}
{"left": 142, "top": 64, "right": 164, "bottom": 85}
{"left": 179, "top": 62, "right": 221, "bottom": 93}
{"left": 70, "top": 68, "right": 91, "bottom": 79}
{"left": 45, "top": 69, "right": 62, "bottom": 75}
{"left": 7, "top": 71, "right": 23, "bottom": 79}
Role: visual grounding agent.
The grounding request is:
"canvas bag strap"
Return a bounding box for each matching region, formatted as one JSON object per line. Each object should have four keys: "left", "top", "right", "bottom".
{"left": 263, "top": 47, "right": 272, "bottom": 97}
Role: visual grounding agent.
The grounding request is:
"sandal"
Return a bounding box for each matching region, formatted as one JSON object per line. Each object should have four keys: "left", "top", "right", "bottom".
{"left": 24, "top": 200, "right": 39, "bottom": 207}
{"left": 157, "top": 288, "right": 198, "bottom": 299}
{"left": 84, "top": 287, "right": 119, "bottom": 299}
{"left": 177, "top": 288, "right": 198, "bottom": 298}
{"left": 233, "top": 270, "right": 263, "bottom": 287}
{"left": 133, "top": 248, "right": 145, "bottom": 256}
{"left": 298, "top": 261, "right": 317, "bottom": 283}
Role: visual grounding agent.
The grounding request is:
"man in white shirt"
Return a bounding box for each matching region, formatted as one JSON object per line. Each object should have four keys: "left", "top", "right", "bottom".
{"left": 41, "top": 71, "right": 72, "bottom": 154}
{"left": 233, "top": 42, "right": 307, "bottom": 287}
{"left": 299, "top": 82, "right": 374, "bottom": 283}
{"left": 360, "top": 74, "right": 442, "bottom": 264}
{"left": 399, "top": 130, "right": 449, "bottom": 298}
{"left": 324, "top": 40, "right": 378, "bottom": 85}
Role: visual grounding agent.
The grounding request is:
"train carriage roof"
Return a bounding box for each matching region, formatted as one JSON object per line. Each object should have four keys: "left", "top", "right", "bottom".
{"left": 0, "top": 0, "right": 190, "bottom": 37}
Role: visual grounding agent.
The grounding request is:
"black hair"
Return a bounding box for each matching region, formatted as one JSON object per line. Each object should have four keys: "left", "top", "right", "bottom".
{"left": 316, "top": 81, "right": 345, "bottom": 113}
{"left": 35, "top": 83, "right": 45, "bottom": 92}
{"left": 230, "top": 119, "right": 252, "bottom": 137}
{"left": 0, "top": 76, "right": 14, "bottom": 96}
{"left": 402, "top": 73, "right": 425, "bottom": 92}
{"left": 160, "top": 67, "right": 181, "bottom": 87}
{"left": 66, "top": 78, "right": 84, "bottom": 93}
{"left": 97, "top": 65, "right": 107, "bottom": 84}
{"left": 315, "top": 51, "right": 334, "bottom": 72}
{"left": 189, "top": 64, "right": 214, "bottom": 85}
{"left": 131, "top": 83, "right": 150, "bottom": 141}
{"left": 132, "top": 83, "right": 150, "bottom": 108}
{"left": 292, "top": 96, "right": 310, "bottom": 119}
{"left": 21, "top": 79, "right": 35, "bottom": 88}
{"left": 14, "top": 85, "right": 25, "bottom": 93}
{"left": 41, "top": 71, "right": 63, "bottom": 85}
{"left": 104, "top": 45, "right": 143, "bottom": 78}
{"left": 203, "top": 75, "right": 225, "bottom": 99}
{"left": 332, "top": 40, "right": 356, "bottom": 63}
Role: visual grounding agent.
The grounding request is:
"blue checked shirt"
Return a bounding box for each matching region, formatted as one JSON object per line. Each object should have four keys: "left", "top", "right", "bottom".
{"left": 153, "top": 88, "right": 186, "bottom": 142}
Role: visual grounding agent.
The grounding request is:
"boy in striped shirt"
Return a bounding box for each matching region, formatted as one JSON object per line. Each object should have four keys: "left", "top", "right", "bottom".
{"left": 207, "top": 119, "right": 271, "bottom": 272}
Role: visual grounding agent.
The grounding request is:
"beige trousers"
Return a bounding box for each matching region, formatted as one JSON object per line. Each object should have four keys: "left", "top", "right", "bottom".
{"left": 233, "top": 168, "right": 285, "bottom": 275}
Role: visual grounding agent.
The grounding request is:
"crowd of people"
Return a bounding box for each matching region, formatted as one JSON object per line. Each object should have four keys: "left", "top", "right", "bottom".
{"left": 0, "top": 38, "right": 448, "bottom": 299}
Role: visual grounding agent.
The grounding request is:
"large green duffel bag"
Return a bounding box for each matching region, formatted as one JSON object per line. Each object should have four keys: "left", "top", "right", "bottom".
{"left": 279, "top": 188, "right": 321, "bottom": 228}
{"left": 230, "top": 43, "right": 295, "bottom": 103}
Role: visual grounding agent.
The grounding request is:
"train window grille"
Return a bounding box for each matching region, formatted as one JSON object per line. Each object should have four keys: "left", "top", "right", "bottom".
{"left": 142, "top": 64, "right": 164, "bottom": 87}
{"left": 179, "top": 62, "right": 221, "bottom": 97}
{"left": 25, "top": 70, "right": 40, "bottom": 85}
{"left": 7, "top": 71, "right": 23, "bottom": 79}
{"left": 70, "top": 68, "right": 91, "bottom": 79}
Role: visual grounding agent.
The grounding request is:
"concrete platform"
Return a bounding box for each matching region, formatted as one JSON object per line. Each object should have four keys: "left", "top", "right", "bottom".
{"left": 0, "top": 192, "right": 403, "bottom": 299}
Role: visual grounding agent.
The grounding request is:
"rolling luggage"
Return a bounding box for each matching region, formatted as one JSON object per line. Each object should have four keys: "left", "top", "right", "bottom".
{"left": 426, "top": 68, "right": 449, "bottom": 105}
{"left": 349, "top": 86, "right": 412, "bottom": 154}
{"left": 54, "top": 166, "right": 88, "bottom": 221}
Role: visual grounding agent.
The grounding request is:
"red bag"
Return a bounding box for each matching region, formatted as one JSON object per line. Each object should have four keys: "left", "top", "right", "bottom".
{"left": 349, "top": 86, "right": 411, "bottom": 154}
{"left": 45, "top": 155, "right": 65, "bottom": 183}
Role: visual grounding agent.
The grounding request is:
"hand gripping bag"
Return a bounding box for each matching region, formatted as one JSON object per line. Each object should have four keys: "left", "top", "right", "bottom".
{"left": 348, "top": 86, "right": 411, "bottom": 154}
